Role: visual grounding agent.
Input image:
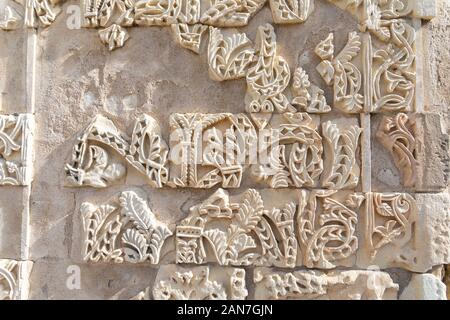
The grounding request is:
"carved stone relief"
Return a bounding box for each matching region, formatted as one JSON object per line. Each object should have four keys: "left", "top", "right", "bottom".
{"left": 0, "top": 114, "right": 34, "bottom": 186}
{"left": 81, "top": 189, "right": 172, "bottom": 263}
{"left": 0, "top": 259, "right": 33, "bottom": 300}
{"left": 65, "top": 114, "right": 169, "bottom": 188}
{"left": 153, "top": 265, "right": 247, "bottom": 300}
{"left": 254, "top": 268, "right": 399, "bottom": 300}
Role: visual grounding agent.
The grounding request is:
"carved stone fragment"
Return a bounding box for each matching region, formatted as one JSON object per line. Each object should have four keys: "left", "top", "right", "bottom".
{"left": 153, "top": 265, "right": 247, "bottom": 300}
{"left": 253, "top": 113, "right": 323, "bottom": 188}
{"left": 245, "top": 23, "right": 295, "bottom": 129}
{"left": 321, "top": 120, "right": 362, "bottom": 190}
{"left": 99, "top": 24, "right": 130, "bottom": 51}
{"left": 0, "top": 114, "right": 34, "bottom": 186}
{"left": 81, "top": 189, "right": 172, "bottom": 263}
{"left": 65, "top": 114, "right": 169, "bottom": 188}
{"left": 269, "top": 0, "right": 314, "bottom": 24}
{"left": 208, "top": 27, "right": 254, "bottom": 81}
{"left": 376, "top": 113, "right": 417, "bottom": 188}
{"left": 0, "top": 259, "right": 33, "bottom": 300}
{"left": 169, "top": 113, "right": 256, "bottom": 188}
{"left": 172, "top": 23, "right": 208, "bottom": 54}
{"left": 176, "top": 188, "right": 298, "bottom": 267}
{"left": 254, "top": 268, "right": 399, "bottom": 300}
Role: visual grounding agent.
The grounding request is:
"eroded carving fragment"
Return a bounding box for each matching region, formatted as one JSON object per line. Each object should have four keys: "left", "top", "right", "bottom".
{"left": 172, "top": 23, "right": 208, "bottom": 54}
{"left": 65, "top": 114, "right": 169, "bottom": 188}
{"left": 99, "top": 24, "right": 130, "bottom": 51}
{"left": 153, "top": 265, "right": 248, "bottom": 300}
{"left": 254, "top": 268, "right": 399, "bottom": 300}
{"left": 291, "top": 66, "right": 330, "bottom": 113}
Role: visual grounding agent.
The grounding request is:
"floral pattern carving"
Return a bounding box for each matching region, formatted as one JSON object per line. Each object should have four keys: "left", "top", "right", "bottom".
{"left": 253, "top": 113, "right": 323, "bottom": 188}
{"left": 321, "top": 120, "right": 362, "bottom": 190}
{"left": 208, "top": 27, "right": 255, "bottom": 81}
{"left": 153, "top": 265, "right": 247, "bottom": 300}
{"left": 297, "top": 190, "right": 364, "bottom": 268}
{"left": 81, "top": 190, "right": 172, "bottom": 263}
{"left": 65, "top": 114, "right": 169, "bottom": 188}
{"left": 269, "top": 0, "right": 314, "bottom": 24}
{"left": 169, "top": 113, "right": 256, "bottom": 188}
{"left": 0, "top": 114, "right": 34, "bottom": 186}
{"left": 365, "top": 192, "right": 417, "bottom": 262}
{"left": 376, "top": 113, "right": 416, "bottom": 187}
{"left": 176, "top": 188, "right": 297, "bottom": 267}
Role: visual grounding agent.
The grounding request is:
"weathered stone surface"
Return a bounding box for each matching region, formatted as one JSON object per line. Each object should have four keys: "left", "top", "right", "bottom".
{"left": 400, "top": 274, "right": 447, "bottom": 300}
{"left": 254, "top": 268, "right": 399, "bottom": 300}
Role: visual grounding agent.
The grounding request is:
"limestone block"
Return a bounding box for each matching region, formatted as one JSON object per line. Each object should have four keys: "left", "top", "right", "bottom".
{"left": 400, "top": 273, "right": 447, "bottom": 300}
{"left": 254, "top": 268, "right": 399, "bottom": 300}
{"left": 0, "top": 259, "right": 33, "bottom": 300}
{"left": 153, "top": 265, "right": 247, "bottom": 300}
{"left": 415, "top": 113, "right": 450, "bottom": 192}
{"left": 0, "top": 26, "right": 26, "bottom": 114}
{"left": 0, "top": 188, "right": 27, "bottom": 259}
{"left": 357, "top": 192, "right": 450, "bottom": 273}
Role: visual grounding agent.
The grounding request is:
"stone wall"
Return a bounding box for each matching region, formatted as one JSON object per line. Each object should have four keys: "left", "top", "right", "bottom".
{"left": 0, "top": 0, "right": 449, "bottom": 300}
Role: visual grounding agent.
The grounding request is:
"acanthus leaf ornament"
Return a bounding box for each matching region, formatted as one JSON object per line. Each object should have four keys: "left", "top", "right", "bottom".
{"left": 207, "top": 27, "right": 255, "bottom": 81}
{"left": 81, "top": 189, "right": 172, "bottom": 264}
{"left": 321, "top": 121, "right": 362, "bottom": 190}
{"left": 175, "top": 188, "right": 298, "bottom": 267}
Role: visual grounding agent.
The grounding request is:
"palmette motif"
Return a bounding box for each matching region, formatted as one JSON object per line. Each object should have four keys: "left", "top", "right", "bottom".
{"left": 153, "top": 265, "right": 248, "bottom": 300}
{"left": 81, "top": 190, "right": 172, "bottom": 263}
{"left": 315, "top": 32, "right": 364, "bottom": 113}
{"left": 0, "top": 114, "right": 34, "bottom": 186}
{"left": 65, "top": 114, "right": 169, "bottom": 188}
{"left": 321, "top": 121, "right": 362, "bottom": 190}
{"left": 376, "top": 113, "right": 417, "bottom": 187}
{"left": 207, "top": 27, "right": 255, "bottom": 81}
{"left": 175, "top": 188, "right": 298, "bottom": 267}
{"left": 253, "top": 113, "right": 323, "bottom": 188}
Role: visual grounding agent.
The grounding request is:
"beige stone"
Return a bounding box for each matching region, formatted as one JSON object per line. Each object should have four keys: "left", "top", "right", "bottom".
{"left": 400, "top": 273, "right": 447, "bottom": 300}
{"left": 254, "top": 268, "right": 399, "bottom": 300}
